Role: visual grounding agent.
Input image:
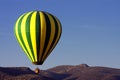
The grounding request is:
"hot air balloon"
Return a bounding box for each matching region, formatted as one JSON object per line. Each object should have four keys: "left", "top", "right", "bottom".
{"left": 14, "top": 11, "right": 62, "bottom": 73}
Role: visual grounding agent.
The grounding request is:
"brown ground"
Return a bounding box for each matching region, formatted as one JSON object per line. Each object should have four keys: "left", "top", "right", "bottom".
{"left": 0, "top": 64, "right": 120, "bottom": 80}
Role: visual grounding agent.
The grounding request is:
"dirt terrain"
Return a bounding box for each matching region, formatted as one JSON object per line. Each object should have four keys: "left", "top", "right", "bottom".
{"left": 0, "top": 64, "right": 120, "bottom": 80}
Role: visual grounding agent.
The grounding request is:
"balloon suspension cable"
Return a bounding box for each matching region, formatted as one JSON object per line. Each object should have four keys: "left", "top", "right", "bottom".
{"left": 34, "top": 66, "right": 40, "bottom": 74}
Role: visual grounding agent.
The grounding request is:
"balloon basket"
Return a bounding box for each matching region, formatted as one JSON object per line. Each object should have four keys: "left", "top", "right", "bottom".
{"left": 34, "top": 67, "right": 40, "bottom": 74}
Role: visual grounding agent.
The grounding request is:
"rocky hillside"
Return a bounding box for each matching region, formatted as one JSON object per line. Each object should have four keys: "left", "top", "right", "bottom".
{"left": 0, "top": 64, "right": 120, "bottom": 80}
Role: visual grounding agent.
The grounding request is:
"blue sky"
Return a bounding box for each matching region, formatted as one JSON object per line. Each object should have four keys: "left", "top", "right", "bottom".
{"left": 0, "top": 0, "right": 120, "bottom": 70}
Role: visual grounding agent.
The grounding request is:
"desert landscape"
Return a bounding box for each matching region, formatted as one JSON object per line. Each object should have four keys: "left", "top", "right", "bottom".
{"left": 0, "top": 64, "right": 120, "bottom": 80}
{"left": 0, "top": 1, "right": 120, "bottom": 80}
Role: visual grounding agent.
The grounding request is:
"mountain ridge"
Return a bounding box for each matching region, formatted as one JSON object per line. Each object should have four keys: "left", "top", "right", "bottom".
{"left": 0, "top": 64, "right": 120, "bottom": 80}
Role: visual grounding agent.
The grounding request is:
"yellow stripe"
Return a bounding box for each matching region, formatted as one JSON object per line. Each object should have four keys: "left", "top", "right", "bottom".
{"left": 39, "top": 12, "right": 46, "bottom": 61}
{"left": 42, "top": 17, "right": 62, "bottom": 62}
{"left": 30, "top": 12, "right": 37, "bottom": 62}
{"left": 41, "top": 13, "right": 55, "bottom": 61}
{"left": 21, "top": 12, "right": 35, "bottom": 62}
{"left": 15, "top": 14, "right": 32, "bottom": 62}
{"left": 55, "top": 17, "right": 62, "bottom": 44}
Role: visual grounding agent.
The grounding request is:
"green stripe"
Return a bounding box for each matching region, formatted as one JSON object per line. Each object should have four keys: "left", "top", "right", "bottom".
{"left": 41, "top": 12, "right": 51, "bottom": 63}
{"left": 36, "top": 11, "right": 41, "bottom": 62}
{"left": 15, "top": 11, "right": 62, "bottom": 65}
{"left": 25, "top": 12, "right": 35, "bottom": 61}
{"left": 17, "top": 14, "right": 33, "bottom": 61}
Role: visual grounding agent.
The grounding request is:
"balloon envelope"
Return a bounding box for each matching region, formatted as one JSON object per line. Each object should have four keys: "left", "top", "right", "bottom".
{"left": 14, "top": 11, "right": 62, "bottom": 65}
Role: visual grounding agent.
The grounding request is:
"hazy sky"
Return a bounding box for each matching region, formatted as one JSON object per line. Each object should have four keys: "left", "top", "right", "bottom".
{"left": 0, "top": 0, "right": 120, "bottom": 70}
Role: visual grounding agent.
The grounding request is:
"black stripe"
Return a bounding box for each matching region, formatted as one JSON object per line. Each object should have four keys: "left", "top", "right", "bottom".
{"left": 41, "top": 12, "right": 51, "bottom": 63}
{"left": 36, "top": 11, "right": 41, "bottom": 62}
{"left": 49, "top": 14, "right": 59, "bottom": 50}
{"left": 41, "top": 14, "right": 59, "bottom": 64}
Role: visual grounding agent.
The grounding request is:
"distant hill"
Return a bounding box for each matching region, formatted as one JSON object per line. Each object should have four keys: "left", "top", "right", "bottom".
{"left": 0, "top": 64, "right": 120, "bottom": 80}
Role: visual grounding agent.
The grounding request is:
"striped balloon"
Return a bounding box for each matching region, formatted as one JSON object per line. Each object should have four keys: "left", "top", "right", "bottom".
{"left": 14, "top": 11, "right": 62, "bottom": 65}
